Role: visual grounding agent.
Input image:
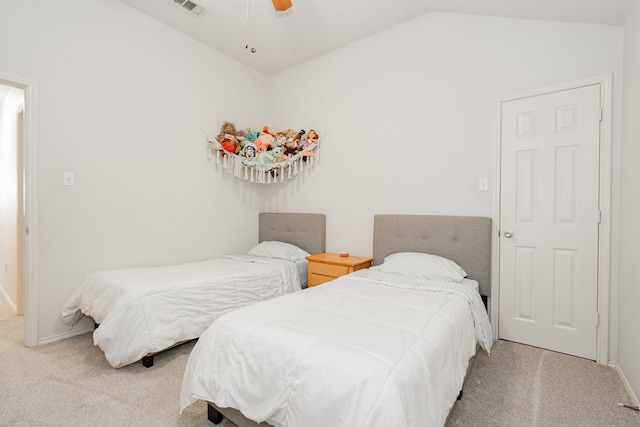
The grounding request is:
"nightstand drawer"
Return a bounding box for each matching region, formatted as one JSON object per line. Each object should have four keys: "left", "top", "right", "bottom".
{"left": 309, "top": 262, "right": 348, "bottom": 278}
{"left": 308, "top": 273, "right": 335, "bottom": 287}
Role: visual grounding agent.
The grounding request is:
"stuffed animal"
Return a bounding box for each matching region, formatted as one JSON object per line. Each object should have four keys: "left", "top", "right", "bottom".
{"left": 235, "top": 128, "right": 248, "bottom": 147}
{"left": 215, "top": 124, "right": 317, "bottom": 160}
{"left": 290, "top": 129, "right": 305, "bottom": 154}
{"left": 284, "top": 128, "right": 298, "bottom": 141}
{"left": 246, "top": 129, "right": 260, "bottom": 143}
{"left": 272, "top": 146, "right": 288, "bottom": 162}
{"left": 219, "top": 140, "right": 236, "bottom": 153}
{"left": 217, "top": 121, "right": 236, "bottom": 140}
{"left": 307, "top": 129, "right": 319, "bottom": 145}
{"left": 298, "top": 129, "right": 318, "bottom": 154}
{"left": 241, "top": 143, "right": 258, "bottom": 160}
{"left": 254, "top": 139, "right": 267, "bottom": 154}
{"left": 275, "top": 132, "right": 287, "bottom": 147}
{"left": 256, "top": 132, "right": 275, "bottom": 150}
{"left": 279, "top": 129, "right": 296, "bottom": 155}
{"left": 236, "top": 128, "right": 247, "bottom": 138}
{"left": 298, "top": 129, "right": 307, "bottom": 146}
{"left": 216, "top": 121, "right": 240, "bottom": 153}
{"left": 257, "top": 150, "right": 275, "bottom": 165}
{"left": 284, "top": 137, "right": 298, "bottom": 156}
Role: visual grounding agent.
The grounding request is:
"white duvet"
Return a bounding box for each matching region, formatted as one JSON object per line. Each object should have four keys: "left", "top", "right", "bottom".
{"left": 62, "top": 255, "right": 301, "bottom": 368}
{"left": 180, "top": 269, "right": 493, "bottom": 427}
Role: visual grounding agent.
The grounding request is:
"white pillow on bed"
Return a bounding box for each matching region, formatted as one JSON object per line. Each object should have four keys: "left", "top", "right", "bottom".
{"left": 247, "top": 241, "right": 311, "bottom": 262}
{"left": 378, "top": 252, "right": 467, "bottom": 283}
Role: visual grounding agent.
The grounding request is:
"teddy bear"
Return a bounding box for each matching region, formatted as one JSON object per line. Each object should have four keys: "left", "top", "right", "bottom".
{"left": 218, "top": 134, "right": 237, "bottom": 153}
{"left": 217, "top": 121, "right": 236, "bottom": 140}
{"left": 216, "top": 121, "right": 242, "bottom": 154}
{"left": 284, "top": 128, "right": 298, "bottom": 140}
{"left": 282, "top": 128, "right": 301, "bottom": 156}
{"left": 284, "top": 138, "right": 298, "bottom": 156}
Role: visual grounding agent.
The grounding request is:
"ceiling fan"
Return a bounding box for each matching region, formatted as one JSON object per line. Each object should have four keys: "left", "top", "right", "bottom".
{"left": 242, "top": 0, "right": 291, "bottom": 54}
{"left": 272, "top": 0, "right": 292, "bottom": 11}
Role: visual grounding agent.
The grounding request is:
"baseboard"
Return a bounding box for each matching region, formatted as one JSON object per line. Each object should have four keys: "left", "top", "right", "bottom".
{"left": 38, "top": 326, "right": 93, "bottom": 345}
{"left": 615, "top": 363, "right": 640, "bottom": 407}
{"left": 0, "top": 287, "right": 18, "bottom": 314}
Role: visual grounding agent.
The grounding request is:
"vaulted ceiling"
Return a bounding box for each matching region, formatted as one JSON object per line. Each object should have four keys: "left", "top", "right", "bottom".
{"left": 122, "top": 0, "right": 634, "bottom": 75}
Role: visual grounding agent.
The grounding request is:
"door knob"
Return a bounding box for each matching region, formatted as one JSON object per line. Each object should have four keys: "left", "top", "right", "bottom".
{"left": 503, "top": 230, "right": 514, "bottom": 238}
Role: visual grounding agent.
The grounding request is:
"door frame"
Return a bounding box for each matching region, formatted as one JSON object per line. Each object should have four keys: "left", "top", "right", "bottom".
{"left": 0, "top": 72, "right": 38, "bottom": 347}
{"left": 16, "top": 105, "right": 25, "bottom": 315}
{"left": 492, "top": 74, "right": 613, "bottom": 365}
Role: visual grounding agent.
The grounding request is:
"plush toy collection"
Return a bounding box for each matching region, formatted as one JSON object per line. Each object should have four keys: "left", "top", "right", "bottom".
{"left": 208, "top": 121, "right": 320, "bottom": 184}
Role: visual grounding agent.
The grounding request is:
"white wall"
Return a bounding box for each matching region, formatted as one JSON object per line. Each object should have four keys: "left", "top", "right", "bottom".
{"left": 0, "top": 87, "right": 24, "bottom": 311}
{"left": 0, "top": 0, "right": 271, "bottom": 341}
{"left": 264, "top": 14, "right": 624, "bottom": 364}
{"left": 619, "top": 1, "right": 640, "bottom": 405}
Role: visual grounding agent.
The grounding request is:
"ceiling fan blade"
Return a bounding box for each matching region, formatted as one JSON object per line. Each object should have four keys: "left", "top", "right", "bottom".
{"left": 272, "top": 0, "right": 292, "bottom": 11}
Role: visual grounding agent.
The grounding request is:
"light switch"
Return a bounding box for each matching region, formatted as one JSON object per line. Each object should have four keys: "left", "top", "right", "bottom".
{"left": 64, "top": 171, "right": 75, "bottom": 186}
{"left": 478, "top": 177, "right": 488, "bottom": 191}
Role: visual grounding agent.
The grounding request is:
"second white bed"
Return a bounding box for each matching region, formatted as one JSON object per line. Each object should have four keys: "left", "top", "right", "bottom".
{"left": 61, "top": 212, "right": 327, "bottom": 368}
{"left": 62, "top": 255, "right": 302, "bottom": 368}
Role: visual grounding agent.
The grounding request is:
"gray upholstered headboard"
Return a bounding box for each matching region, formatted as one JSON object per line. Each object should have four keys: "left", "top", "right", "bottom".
{"left": 258, "top": 213, "right": 326, "bottom": 255}
{"left": 373, "top": 215, "right": 492, "bottom": 296}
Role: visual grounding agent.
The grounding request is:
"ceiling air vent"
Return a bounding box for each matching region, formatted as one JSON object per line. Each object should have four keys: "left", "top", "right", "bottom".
{"left": 171, "top": 0, "right": 208, "bottom": 17}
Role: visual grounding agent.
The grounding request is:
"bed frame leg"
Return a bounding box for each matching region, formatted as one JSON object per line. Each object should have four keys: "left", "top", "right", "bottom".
{"left": 207, "top": 403, "right": 224, "bottom": 424}
{"left": 142, "top": 355, "right": 154, "bottom": 368}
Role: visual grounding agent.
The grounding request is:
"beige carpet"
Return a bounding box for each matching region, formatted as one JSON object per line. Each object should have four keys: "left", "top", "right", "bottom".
{"left": 446, "top": 340, "right": 640, "bottom": 426}
{"left": 1, "top": 298, "right": 638, "bottom": 427}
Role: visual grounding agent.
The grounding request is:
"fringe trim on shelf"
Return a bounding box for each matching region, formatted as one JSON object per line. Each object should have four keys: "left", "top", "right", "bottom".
{"left": 206, "top": 139, "right": 320, "bottom": 185}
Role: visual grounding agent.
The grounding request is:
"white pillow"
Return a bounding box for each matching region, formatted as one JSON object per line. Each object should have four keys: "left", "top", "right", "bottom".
{"left": 247, "top": 241, "right": 311, "bottom": 262}
{"left": 377, "top": 252, "right": 467, "bottom": 282}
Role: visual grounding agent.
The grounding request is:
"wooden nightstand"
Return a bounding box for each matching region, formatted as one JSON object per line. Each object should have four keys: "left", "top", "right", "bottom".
{"left": 306, "top": 253, "right": 372, "bottom": 287}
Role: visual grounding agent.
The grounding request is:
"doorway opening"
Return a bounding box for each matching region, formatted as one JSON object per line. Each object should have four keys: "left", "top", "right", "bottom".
{"left": 0, "top": 74, "right": 37, "bottom": 347}
{"left": 0, "top": 83, "right": 25, "bottom": 340}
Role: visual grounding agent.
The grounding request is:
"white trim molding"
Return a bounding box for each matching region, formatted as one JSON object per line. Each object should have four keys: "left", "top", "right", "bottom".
{"left": 0, "top": 286, "right": 18, "bottom": 314}
{"left": 616, "top": 363, "right": 640, "bottom": 407}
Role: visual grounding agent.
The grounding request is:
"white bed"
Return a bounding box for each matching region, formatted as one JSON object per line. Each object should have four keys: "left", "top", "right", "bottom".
{"left": 61, "top": 212, "right": 326, "bottom": 368}
{"left": 179, "top": 214, "right": 493, "bottom": 427}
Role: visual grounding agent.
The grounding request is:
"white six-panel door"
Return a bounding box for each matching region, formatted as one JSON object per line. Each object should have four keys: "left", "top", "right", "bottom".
{"left": 499, "top": 84, "right": 601, "bottom": 360}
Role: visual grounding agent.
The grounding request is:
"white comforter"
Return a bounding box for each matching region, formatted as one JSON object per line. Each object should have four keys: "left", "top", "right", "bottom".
{"left": 180, "top": 269, "right": 493, "bottom": 427}
{"left": 62, "top": 255, "right": 301, "bottom": 368}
